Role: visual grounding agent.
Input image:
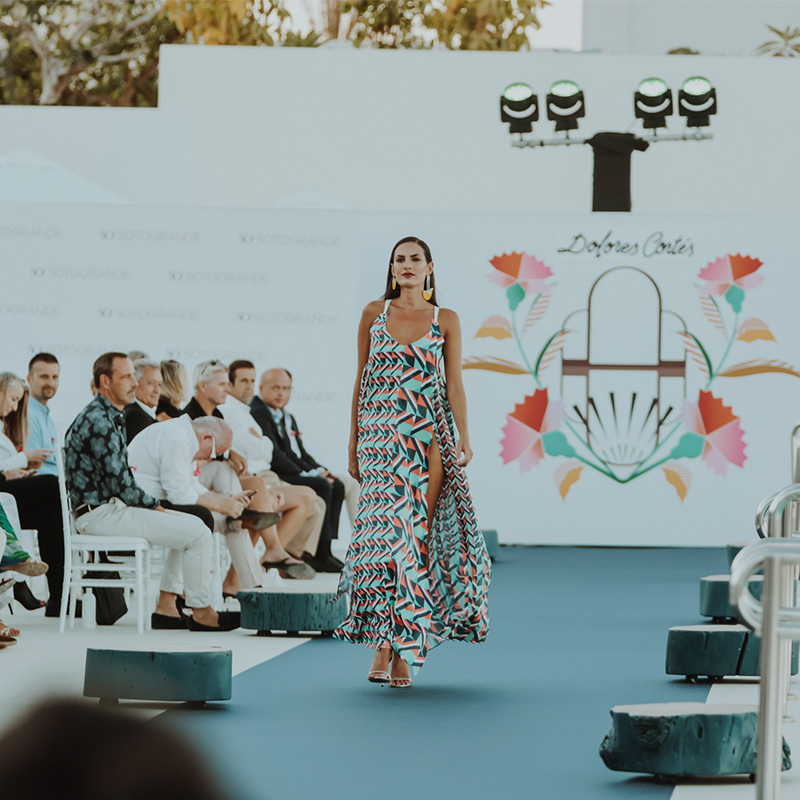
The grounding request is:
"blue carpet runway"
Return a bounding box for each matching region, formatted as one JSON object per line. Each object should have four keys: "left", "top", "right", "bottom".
{"left": 165, "top": 547, "right": 725, "bottom": 800}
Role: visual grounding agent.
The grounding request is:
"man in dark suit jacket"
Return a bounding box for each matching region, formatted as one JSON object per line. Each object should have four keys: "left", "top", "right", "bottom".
{"left": 124, "top": 359, "right": 162, "bottom": 443}
{"left": 250, "top": 368, "right": 344, "bottom": 573}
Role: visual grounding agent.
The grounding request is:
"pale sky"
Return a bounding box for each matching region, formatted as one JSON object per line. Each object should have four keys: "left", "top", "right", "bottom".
{"left": 283, "top": 0, "right": 584, "bottom": 50}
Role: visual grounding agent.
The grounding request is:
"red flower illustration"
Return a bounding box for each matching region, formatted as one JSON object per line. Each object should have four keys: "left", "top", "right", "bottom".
{"left": 500, "top": 389, "right": 565, "bottom": 473}
{"left": 699, "top": 254, "right": 764, "bottom": 296}
{"left": 489, "top": 252, "right": 553, "bottom": 294}
{"left": 681, "top": 390, "right": 747, "bottom": 476}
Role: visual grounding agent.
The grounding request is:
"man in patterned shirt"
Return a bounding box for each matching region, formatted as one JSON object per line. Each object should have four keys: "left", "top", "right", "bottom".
{"left": 65, "top": 352, "right": 238, "bottom": 631}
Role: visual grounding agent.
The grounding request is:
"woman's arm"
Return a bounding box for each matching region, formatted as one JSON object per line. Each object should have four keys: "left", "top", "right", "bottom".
{"left": 348, "top": 301, "right": 384, "bottom": 482}
{"left": 440, "top": 309, "right": 473, "bottom": 467}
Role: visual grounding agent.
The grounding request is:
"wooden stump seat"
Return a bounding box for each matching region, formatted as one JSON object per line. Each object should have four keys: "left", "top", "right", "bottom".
{"left": 699, "top": 574, "right": 763, "bottom": 623}
{"left": 238, "top": 590, "right": 347, "bottom": 636}
{"left": 83, "top": 647, "right": 232, "bottom": 705}
{"left": 666, "top": 624, "right": 799, "bottom": 682}
{"left": 600, "top": 702, "right": 792, "bottom": 779}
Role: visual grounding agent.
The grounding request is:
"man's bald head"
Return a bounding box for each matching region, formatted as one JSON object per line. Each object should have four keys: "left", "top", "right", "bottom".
{"left": 259, "top": 368, "right": 293, "bottom": 410}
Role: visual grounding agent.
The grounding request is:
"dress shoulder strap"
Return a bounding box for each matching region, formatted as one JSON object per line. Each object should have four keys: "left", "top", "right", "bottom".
{"left": 383, "top": 299, "right": 391, "bottom": 314}
{"left": 433, "top": 306, "right": 440, "bottom": 323}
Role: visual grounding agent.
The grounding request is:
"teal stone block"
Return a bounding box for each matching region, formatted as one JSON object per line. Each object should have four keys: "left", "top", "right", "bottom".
{"left": 238, "top": 590, "right": 347, "bottom": 635}
{"left": 83, "top": 648, "right": 232, "bottom": 703}
{"left": 666, "top": 625, "right": 799, "bottom": 681}
{"left": 726, "top": 543, "right": 748, "bottom": 568}
{"left": 482, "top": 529, "right": 500, "bottom": 560}
{"left": 599, "top": 702, "right": 792, "bottom": 778}
{"left": 699, "top": 574, "right": 763, "bottom": 623}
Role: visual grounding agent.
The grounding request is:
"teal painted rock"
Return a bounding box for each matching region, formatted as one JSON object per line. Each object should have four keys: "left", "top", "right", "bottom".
{"left": 600, "top": 702, "right": 792, "bottom": 778}
{"left": 666, "top": 625, "right": 799, "bottom": 681}
{"left": 727, "top": 543, "right": 755, "bottom": 569}
{"left": 238, "top": 590, "right": 347, "bottom": 635}
{"left": 83, "top": 648, "right": 232, "bottom": 703}
{"left": 482, "top": 529, "right": 500, "bottom": 560}
{"left": 700, "top": 574, "right": 763, "bottom": 623}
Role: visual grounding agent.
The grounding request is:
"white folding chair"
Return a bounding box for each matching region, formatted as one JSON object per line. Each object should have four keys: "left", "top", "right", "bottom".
{"left": 55, "top": 446, "right": 152, "bottom": 634}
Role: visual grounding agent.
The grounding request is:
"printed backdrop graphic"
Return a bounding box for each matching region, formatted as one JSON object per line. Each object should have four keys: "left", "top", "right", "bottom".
{"left": 3, "top": 203, "right": 800, "bottom": 546}
{"left": 0, "top": 203, "right": 362, "bottom": 498}
{"left": 359, "top": 213, "right": 800, "bottom": 546}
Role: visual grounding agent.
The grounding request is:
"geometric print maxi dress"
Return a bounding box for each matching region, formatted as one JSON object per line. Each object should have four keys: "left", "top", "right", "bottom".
{"left": 334, "top": 301, "right": 491, "bottom": 673}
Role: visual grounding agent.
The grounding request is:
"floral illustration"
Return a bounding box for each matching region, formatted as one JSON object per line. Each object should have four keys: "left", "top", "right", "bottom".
{"left": 500, "top": 389, "right": 569, "bottom": 472}
{"left": 680, "top": 391, "right": 747, "bottom": 476}
{"left": 466, "top": 251, "right": 800, "bottom": 501}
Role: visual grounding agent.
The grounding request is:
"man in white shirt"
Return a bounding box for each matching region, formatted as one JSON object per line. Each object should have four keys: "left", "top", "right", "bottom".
{"left": 223, "top": 361, "right": 325, "bottom": 563}
{"left": 128, "top": 416, "right": 269, "bottom": 595}
{"left": 124, "top": 359, "right": 162, "bottom": 444}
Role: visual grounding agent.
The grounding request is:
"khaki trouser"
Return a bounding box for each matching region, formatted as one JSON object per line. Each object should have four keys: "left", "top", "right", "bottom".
{"left": 253, "top": 470, "right": 324, "bottom": 557}
{"left": 76, "top": 498, "right": 212, "bottom": 608}
{"left": 197, "top": 461, "right": 264, "bottom": 590}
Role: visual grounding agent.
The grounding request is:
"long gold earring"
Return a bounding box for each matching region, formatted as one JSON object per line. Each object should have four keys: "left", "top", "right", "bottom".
{"left": 391, "top": 276, "right": 397, "bottom": 291}
{"left": 422, "top": 274, "right": 433, "bottom": 301}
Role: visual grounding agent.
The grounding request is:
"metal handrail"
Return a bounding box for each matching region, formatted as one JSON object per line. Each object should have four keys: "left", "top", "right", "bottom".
{"left": 756, "top": 490, "right": 782, "bottom": 539}
{"left": 731, "top": 538, "right": 800, "bottom": 799}
{"left": 791, "top": 423, "right": 800, "bottom": 484}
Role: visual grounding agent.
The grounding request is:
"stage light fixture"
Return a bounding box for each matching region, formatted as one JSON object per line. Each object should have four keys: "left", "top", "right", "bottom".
{"left": 634, "top": 78, "right": 673, "bottom": 130}
{"left": 500, "top": 83, "right": 539, "bottom": 134}
{"left": 678, "top": 76, "right": 717, "bottom": 128}
{"left": 546, "top": 80, "right": 586, "bottom": 132}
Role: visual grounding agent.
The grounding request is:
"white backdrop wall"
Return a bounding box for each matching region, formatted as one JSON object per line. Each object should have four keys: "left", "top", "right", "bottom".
{"left": 3, "top": 203, "right": 800, "bottom": 546}
{"left": 0, "top": 47, "right": 798, "bottom": 215}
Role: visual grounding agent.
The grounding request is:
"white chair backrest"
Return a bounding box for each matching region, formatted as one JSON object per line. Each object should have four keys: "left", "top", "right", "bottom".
{"left": 53, "top": 444, "right": 76, "bottom": 549}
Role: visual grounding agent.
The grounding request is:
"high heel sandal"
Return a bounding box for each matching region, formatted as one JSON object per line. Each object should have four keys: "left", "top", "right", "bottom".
{"left": 389, "top": 652, "right": 412, "bottom": 689}
{"left": 12, "top": 582, "right": 47, "bottom": 610}
{"left": 367, "top": 646, "right": 392, "bottom": 684}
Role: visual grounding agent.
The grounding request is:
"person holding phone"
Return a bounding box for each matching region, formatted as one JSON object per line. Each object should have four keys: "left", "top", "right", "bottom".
{"left": 0, "top": 372, "right": 65, "bottom": 617}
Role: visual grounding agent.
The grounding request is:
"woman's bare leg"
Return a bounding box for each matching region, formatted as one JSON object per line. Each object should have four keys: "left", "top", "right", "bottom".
{"left": 389, "top": 649, "right": 411, "bottom": 687}
{"left": 426, "top": 434, "right": 444, "bottom": 534}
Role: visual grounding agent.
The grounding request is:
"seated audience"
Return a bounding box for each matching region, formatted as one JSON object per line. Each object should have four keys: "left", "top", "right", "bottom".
{"left": 0, "top": 372, "right": 65, "bottom": 616}
{"left": 0, "top": 698, "right": 229, "bottom": 800}
{"left": 184, "top": 361, "right": 312, "bottom": 583}
{"left": 251, "top": 368, "right": 349, "bottom": 573}
{"left": 157, "top": 359, "right": 189, "bottom": 420}
{"left": 65, "top": 352, "right": 239, "bottom": 631}
{"left": 0, "top": 494, "right": 46, "bottom": 645}
{"left": 25, "top": 352, "right": 60, "bottom": 477}
{"left": 124, "top": 358, "right": 162, "bottom": 443}
{"left": 128, "top": 415, "right": 283, "bottom": 600}
{"left": 223, "top": 360, "right": 325, "bottom": 565}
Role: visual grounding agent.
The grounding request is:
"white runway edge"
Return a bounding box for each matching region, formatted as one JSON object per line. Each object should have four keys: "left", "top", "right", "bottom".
{"left": 0, "top": 572, "right": 341, "bottom": 729}
{"left": 671, "top": 676, "right": 800, "bottom": 800}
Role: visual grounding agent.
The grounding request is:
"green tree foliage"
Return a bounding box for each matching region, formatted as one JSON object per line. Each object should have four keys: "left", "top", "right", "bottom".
{"left": 162, "top": 0, "right": 290, "bottom": 45}
{"left": 343, "top": 0, "right": 549, "bottom": 50}
{"left": 0, "top": 0, "right": 176, "bottom": 105}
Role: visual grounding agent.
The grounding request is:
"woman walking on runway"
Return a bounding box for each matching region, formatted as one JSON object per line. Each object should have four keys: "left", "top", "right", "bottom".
{"left": 334, "top": 237, "right": 490, "bottom": 688}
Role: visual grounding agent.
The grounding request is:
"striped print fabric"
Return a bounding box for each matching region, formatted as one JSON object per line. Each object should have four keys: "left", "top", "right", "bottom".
{"left": 334, "top": 303, "right": 491, "bottom": 672}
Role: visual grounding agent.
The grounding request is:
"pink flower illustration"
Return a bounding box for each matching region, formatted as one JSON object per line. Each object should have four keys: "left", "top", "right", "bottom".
{"left": 682, "top": 390, "right": 747, "bottom": 476}
{"left": 489, "top": 252, "right": 553, "bottom": 294}
{"left": 699, "top": 254, "right": 764, "bottom": 296}
{"left": 501, "top": 389, "right": 565, "bottom": 472}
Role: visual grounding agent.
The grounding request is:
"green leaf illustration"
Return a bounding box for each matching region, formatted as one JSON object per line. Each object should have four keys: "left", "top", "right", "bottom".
{"left": 669, "top": 432, "right": 705, "bottom": 460}
{"left": 542, "top": 431, "right": 576, "bottom": 458}
{"left": 506, "top": 282, "right": 526, "bottom": 311}
{"left": 725, "top": 284, "right": 745, "bottom": 313}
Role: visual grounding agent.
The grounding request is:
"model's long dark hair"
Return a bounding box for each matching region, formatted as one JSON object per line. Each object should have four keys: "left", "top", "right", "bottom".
{"left": 383, "top": 236, "right": 438, "bottom": 306}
